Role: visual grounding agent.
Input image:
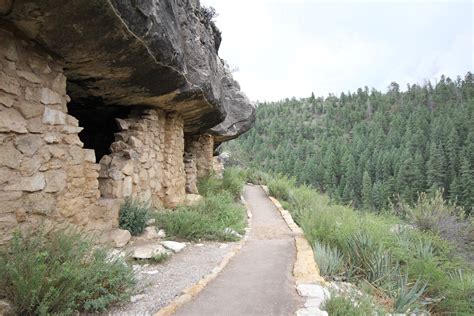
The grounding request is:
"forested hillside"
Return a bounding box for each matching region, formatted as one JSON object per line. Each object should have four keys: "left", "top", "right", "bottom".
{"left": 226, "top": 73, "right": 474, "bottom": 214}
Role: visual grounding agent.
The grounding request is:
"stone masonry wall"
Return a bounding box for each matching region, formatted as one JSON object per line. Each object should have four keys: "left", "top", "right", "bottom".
{"left": 184, "top": 152, "right": 198, "bottom": 194}
{"left": 0, "top": 26, "right": 216, "bottom": 244}
{"left": 186, "top": 134, "right": 214, "bottom": 179}
{"left": 212, "top": 156, "right": 224, "bottom": 178}
{"left": 0, "top": 27, "right": 119, "bottom": 244}
{"left": 98, "top": 109, "right": 186, "bottom": 208}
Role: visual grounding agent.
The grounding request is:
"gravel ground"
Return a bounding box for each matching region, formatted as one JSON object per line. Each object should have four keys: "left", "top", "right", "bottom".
{"left": 109, "top": 241, "right": 237, "bottom": 315}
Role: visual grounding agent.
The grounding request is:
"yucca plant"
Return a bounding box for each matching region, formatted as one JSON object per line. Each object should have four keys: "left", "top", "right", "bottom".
{"left": 346, "top": 231, "right": 395, "bottom": 286}
{"left": 313, "top": 241, "right": 344, "bottom": 278}
{"left": 393, "top": 271, "right": 428, "bottom": 313}
{"left": 413, "top": 238, "right": 435, "bottom": 261}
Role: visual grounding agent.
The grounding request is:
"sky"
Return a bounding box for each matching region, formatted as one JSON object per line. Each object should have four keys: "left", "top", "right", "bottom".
{"left": 201, "top": 0, "right": 473, "bottom": 102}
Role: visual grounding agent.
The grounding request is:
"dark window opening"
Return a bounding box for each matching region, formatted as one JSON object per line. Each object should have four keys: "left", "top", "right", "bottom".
{"left": 67, "top": 97, "right": 131, "bottom": 162}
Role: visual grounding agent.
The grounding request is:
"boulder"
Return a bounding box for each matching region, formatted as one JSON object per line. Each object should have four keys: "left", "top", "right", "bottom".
{"left": 296, "top": 284, "right": 331, "bottom": 299}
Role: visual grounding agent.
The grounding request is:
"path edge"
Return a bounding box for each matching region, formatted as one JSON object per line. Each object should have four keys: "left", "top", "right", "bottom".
{"left": 263, "top": 185, "right": 332, "bottom": 315}
{"left": 262, "top": 185, "right": 327, "bottom": 286}
{"left": 153, "top": 194, "right": 252, "bottom": 316}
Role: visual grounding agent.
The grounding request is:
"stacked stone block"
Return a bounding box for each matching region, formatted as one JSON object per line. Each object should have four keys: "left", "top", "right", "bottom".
{"left": 186, "top": 134, "right": 214, "bottom": 179}
{"left": 184, "top": 152, "right": 198, "bottom": 194}
{"left": 0, "top": 28, "right": 118, "bottom": 243}
{"left": 98, "top": 109, "right": 186, "bottom": 208}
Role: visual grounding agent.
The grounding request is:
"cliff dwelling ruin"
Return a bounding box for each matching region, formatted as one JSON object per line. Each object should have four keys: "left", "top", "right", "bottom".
{"left": 0, "top": 0, "right": 255, "bottom": 244}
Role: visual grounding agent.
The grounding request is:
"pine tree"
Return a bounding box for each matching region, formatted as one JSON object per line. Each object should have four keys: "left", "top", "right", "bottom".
{"left": 459, "top": 156, "right": 474, "bottom": 215}
{"left": 427, "top": 142, "right": 447, "bottom": 194}
{"left": 225, "top": 73, "right": 473, "bottom": 212}
{"left": 362, "top": 170, "right": 373, "bottom": 209}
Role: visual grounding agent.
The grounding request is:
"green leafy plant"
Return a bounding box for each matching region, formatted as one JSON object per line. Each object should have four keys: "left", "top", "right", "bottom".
{"left": 0, "top": 230, "right": 134, "bottom": 315}
{"left": 119, "top": 198, "right": 150, "bottom": 236}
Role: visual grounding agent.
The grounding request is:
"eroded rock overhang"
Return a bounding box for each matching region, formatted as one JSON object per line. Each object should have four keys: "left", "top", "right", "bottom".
{"left": 2, "top": 0, "right": 255, "bottom": 139}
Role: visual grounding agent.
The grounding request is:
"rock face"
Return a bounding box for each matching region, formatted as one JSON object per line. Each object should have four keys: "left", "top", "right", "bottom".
{"left": 0, "top": 0, "right": 254, "bottom": 244}
{"left": 3, "top": 0, "right": 255, "bottom": 137}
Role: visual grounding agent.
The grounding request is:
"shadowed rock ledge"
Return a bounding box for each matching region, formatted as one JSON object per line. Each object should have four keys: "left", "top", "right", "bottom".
{"left": 2, "top": 0, "right": 255, "bottom": 138}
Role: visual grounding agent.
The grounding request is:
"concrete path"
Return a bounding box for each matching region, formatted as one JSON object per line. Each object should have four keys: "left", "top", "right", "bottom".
{"left": 175, "top": 185, "right": 302, "bottom": 316}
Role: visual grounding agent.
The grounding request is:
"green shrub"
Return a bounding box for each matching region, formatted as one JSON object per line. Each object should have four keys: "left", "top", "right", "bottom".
{"left": 242, "top": 168, "right": 269, "bottom": 185}
{"left": 267, "top": 175, "right": 295, "bottom": 201}
{"left": 119, "top": 199, "right": 150, "bottom": 236}
{"left": 322, "top": 294, "right": 376, "bottom": 316}
{"left": 404, "top": 191, "right": 473, "bottom": 262}
{"left": 197, "top": 167, "right": 245, "bottom": 199}
{"left": 314, "top": 241, "right": 344, "bottom": 278}
{"left": 0, "top": 230, "right": 134, "bottom": 315}
{"left": 222, "top": 167, "right": 245, "bottom": 199}
{"left": 156, "top": 192, "right": 245, "bottom": 241}
{"left": 197, "top": 174, "right": 222, "bottom": 197}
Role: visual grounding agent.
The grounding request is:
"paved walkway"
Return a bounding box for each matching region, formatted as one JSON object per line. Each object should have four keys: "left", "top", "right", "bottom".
{"left": 175, "top": 185, "right": 302, "bottom": 316}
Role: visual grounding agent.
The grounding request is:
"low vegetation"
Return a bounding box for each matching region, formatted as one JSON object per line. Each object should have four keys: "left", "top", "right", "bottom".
{"left": 243, "top": 169, "right": 474, "bottom": 314}
{"left": 155, "top": 168, "right": 246, "bottom": 241}
{"left": 0, "top": 230, "right": 134, "bottom": 315}
{"left": 322, "top": 293, "right": 380, "bottom": 316}
{"left": 119, "top": 199, "right": 151, "bottom": 236}
{"left": 151, "top": 253, "right": 170, "bottom": 263}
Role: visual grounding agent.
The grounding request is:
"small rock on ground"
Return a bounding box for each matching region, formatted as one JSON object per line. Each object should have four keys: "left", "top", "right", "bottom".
{"left": 141, "top": 226, "right": 160, "bottom": 240}
{"left": 109, "top": 228, "right": 132, "bottom": 248}
{"left": 133, "top": 244, "right": 169, "bottom": 259}
{"left": 161, "top": 240, "right": 186, "bottom": 253}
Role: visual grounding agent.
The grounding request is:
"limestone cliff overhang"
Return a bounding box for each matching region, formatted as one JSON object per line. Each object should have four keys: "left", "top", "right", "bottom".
{"left": 1, "top": 0, "right": 255, "bottom": 139}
